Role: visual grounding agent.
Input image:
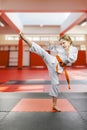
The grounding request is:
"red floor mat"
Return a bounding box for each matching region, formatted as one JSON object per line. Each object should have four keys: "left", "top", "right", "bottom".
{"left": 0, "top": 85, "right": 50, "bottom": 92}
{"left": 1, "top": 84, "right": 87, "bottom": 93}
{"left": 0, "top": 67, "right": 87, "bottom": 82}
{"left": 12, "top": 99, "right": 76, "bottom": 112}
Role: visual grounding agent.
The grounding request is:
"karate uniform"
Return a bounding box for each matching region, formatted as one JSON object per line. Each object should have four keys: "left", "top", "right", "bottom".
{"left": 30, "top": 42, "right": 78, "bottom": 97}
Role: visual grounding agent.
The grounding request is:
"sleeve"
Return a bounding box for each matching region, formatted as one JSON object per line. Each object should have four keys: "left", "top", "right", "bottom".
{"left": 66, "top": 47, "right": 78, "bottom": 64}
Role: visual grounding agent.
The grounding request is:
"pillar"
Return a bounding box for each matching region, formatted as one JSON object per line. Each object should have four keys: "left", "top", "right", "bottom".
{"left": 18, "top": 38, "right": 23, "bottom": 69}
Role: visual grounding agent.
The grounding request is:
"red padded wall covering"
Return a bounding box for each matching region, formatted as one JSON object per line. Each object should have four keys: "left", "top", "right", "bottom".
{"left": 30, "top": 51, "right": 50, "bottom": 68}
{"left": 30, "top": 50, "right": 86, "bottom": 68}
{"left": 0, "top": 51, "right": 9, "bottom": 66}
{"left": 73, "top": 50, "right": 86, "bottom": 66}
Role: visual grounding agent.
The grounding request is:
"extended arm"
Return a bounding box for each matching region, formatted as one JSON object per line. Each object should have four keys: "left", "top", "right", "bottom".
{"left": 19, "top": 32, "right": 32, "bottom": 48}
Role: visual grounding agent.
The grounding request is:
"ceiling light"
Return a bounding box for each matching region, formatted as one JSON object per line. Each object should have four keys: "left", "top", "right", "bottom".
{"left": 0, "top": 21, "right": 5, "bottom": 27}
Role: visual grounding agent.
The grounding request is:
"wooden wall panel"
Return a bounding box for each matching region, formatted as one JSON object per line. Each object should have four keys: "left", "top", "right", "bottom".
{"left": 0, "top": 51, "right": 9, "bottom": 66}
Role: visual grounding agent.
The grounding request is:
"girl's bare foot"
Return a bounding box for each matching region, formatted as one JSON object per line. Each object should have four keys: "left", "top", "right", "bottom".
{"left": 53, "top": 105, "right": 61, "bottom": 112}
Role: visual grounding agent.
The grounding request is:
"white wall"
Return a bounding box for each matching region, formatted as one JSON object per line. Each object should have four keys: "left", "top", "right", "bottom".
{"left": 23, "top": 26, "right": 60, "bottom": 35}
{"left": 23, "top": 45, "right": 30, "bottom": 66}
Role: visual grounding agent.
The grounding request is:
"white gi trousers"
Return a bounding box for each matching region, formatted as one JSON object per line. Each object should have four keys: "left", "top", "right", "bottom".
{"left": 30, "top": 42, "right": 63, "bottom": 98}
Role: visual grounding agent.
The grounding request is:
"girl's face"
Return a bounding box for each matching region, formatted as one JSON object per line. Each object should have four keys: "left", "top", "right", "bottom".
{"left": 60, "top": 39, "right": 71, "bottom": 50}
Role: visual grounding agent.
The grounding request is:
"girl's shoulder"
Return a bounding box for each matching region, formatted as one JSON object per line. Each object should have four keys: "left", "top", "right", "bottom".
{"left": 70, "top": 45, "right": 78, "bottom": 51}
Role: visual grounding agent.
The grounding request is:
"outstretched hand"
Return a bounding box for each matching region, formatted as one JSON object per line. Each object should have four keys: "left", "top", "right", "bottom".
{"left": 19, "top": 32, "right": 32, "bottom": 47}
{"left": 19, "top": 32, "right": 24, "bottom": 40}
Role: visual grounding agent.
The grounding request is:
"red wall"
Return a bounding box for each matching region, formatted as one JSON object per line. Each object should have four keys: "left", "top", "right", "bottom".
{"left": 0, "top": 51, "right": 9, "bottom": 66}
{"left": 30, "top": 50, "right": 87, "bottom": 68}
{"left": 73, "top": 50, "right": 86, "bottom": 66}
{"left": 0, "top": 50, "right": 86, "bottom": 68}
{"left": 30, "top": 52, "right": 46, "bottom": 68}
{"left": 30, "top": 50, "right": 50, "bottom": 68}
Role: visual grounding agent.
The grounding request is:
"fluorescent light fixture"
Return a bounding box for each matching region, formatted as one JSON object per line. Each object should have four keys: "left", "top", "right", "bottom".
{"left": 81, "top": 21, "right": 87, "bottom": 27}
{"left": 0, "top": 21, "right": 5, "bottom": 27}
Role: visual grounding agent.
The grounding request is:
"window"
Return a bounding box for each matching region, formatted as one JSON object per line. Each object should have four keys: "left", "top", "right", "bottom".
{"left": 69, "top": 35, "right": 86, "bottom": 42}
{"left": 41, "top": 36, "right": 49, "bottom": 41}
{"left": 26, "top": 36, "right": 33, "bottom": 41}
{"left": 80, "top": 45, "right": 86, "bottom": 50}
{"left": 49, "top": 36, "right": 58, "bottom": 41}
{"left": 5, "top": 35, "right": 19, "bottom": 40}
{"left": 5, "top": 35, "right": 59, "bottom": 43}
{"left": 75, "top": 36, "right": 85, "bottom": 41}
{"left": 32, "top": 37, "right": 40, "bottom": 41}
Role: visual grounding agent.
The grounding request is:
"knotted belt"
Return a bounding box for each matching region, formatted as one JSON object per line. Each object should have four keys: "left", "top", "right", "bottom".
{"left": 56, "top": 55, "right": 71, "bottom": 89}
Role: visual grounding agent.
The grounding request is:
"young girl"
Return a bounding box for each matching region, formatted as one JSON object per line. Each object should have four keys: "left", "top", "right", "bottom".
{"left": 19, "top": 33, "right": 78, "bottom": 112}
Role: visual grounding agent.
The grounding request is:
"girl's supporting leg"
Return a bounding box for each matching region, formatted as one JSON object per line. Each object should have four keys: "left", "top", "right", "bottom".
{"left": 52, "top": 96, "right": 61, "bottom": 112}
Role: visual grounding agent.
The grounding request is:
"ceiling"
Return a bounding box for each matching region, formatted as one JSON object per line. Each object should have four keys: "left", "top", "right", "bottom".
{"left": 16, "top": 12, "right": 70, "bottom": 26}
{"left": 0, "top": 12, "right": 87, "bottom": 35}
{"left": 0, "top": 0, "right": 87, "bottom": 35}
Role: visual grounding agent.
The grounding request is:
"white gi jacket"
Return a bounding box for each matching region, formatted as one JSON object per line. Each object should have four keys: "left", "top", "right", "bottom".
{"left": 30, "top": 42, "right": 78, "bottom": 97}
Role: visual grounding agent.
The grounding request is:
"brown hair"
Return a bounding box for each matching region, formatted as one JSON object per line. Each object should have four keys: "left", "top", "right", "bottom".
{"left": 59, "top": 35, "right": 72, "bottom": 44}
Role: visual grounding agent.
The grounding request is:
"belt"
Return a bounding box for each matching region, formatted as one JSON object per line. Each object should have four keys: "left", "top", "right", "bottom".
{"left": 56, "top": 55, "right": 71, "bottom": 89}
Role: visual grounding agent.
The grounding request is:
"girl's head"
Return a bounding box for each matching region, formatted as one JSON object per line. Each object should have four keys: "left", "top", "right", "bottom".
{"left": 59, "top": 35, "right": 72, "bottom": 49}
